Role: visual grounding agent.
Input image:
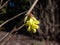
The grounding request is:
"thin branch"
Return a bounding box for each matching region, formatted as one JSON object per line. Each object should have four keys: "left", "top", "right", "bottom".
{"left": 0, "top": 0, "right": 3, "bottom": 5}
{"left": 29, "top": 0, "right": 32, "bottom": 7}
{"left": 0, "top": 0, "right": 39, "bottom": 43}
{"left": 0, "top": 23, "right": 25, "bottom": 42}
{"left": 0, "top": 11, "right": 27, "bottom": 28}
{"left": 0, "top": 0, "right": 38, "bottom": 27}
{"left": 0, "top": 0, "right": 10, "bottom": 10}
{"left": 0, "top": 33, "right": 9, "bottom": 42}
{"left": 1, "top": 32, "right": 17, "bottom": 45}
{"left": 26, "top": 0, "right": 38, "bottom": 15}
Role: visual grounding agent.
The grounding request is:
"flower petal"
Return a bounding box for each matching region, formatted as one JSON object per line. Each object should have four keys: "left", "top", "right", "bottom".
{"left": 27, "top": 26, "right": 31, "bottom": 32}
{"left": 32, "top": 29, "right": 36, "bottom": 33}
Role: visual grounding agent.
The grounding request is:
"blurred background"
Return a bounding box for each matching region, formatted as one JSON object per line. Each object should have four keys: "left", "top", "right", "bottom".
{"left": 0, "top": 0, "right": 60, "bottom": 45}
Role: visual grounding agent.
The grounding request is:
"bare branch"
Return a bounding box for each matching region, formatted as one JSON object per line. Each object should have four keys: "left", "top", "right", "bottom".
{"left": 0, "top": 0, "right": 3, "bottom": 5}
{"left": 26, "top": 0, "right": 38, "bottom": 15}
{"left": 0, "top": 11, "right": 27, "bottom": 28}
{"left": 0, "top": 0, "right": 10, "bottom": 9}
{"left": 0, "top": 33, "right": 9, "bottom": 42}
{"left": 0, "top": 0, "right": 39, "bottom": 42}
{"left": 0, "top": 0, "right": 38, "bottom": 27}
{"left": 0, "top": 23, "right": 25, "bottom": 42}
{"left": 1, "top": 32, "right": 17, "bottom": 45}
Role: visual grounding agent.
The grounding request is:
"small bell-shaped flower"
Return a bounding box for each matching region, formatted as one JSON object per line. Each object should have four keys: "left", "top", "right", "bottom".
{"left": 24, "top": 13, "right": 40, "bottom": 33}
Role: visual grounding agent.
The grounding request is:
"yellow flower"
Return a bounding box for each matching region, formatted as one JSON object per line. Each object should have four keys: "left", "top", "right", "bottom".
{"left": 32, "top": 23, "right": 39, "bottom": 29}
{"left": 27, "top": 26, "right": 31, "bottom": 32}
{"left": 24, "top": 14, "right": 40, "bottom": 33}
{"left": 32, "top": 17, "right": 40, "bottom": 24}
{"left": 32, "top": 29, "right": 36, "bottom": 33}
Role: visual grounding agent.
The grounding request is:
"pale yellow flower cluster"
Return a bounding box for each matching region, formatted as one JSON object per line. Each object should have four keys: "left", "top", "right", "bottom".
{"left": 24, "top": 14, "right": 40, "bottom": 33}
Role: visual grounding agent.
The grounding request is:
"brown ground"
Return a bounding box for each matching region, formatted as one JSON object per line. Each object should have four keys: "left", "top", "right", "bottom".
{"left": 0, "top": 31, "right": 59, "bottom": 45}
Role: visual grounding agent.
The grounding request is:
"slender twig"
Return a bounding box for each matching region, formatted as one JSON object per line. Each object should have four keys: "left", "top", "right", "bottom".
{"left": 0, "top": 33, "right": 9, "bottom": 42}
{"left": 0, "top": 0, "right": 38, "bottom": 27}
{"left": 0, "top": 0, "right": 3, "bottom": 5}
{"left": 0, "top": 0, "right": 39, "bottom": 44}
{"left": 17, "top": 24, "right": 25, "bottom": 30}
{"left": 0, "top": 0, "right": 10, "bottom": 9}
{"left": 29, "top": 0, "right": 32, "bottom": 7}
{"left": 0, "top": 26, "right": 16, "bottom": 42}
{"left": 0, "top": 11, "right": 27, "bottom": 42}
{"left": 26, "top": 0, "right": 38, "bottom": 15}
{"left": 0, "top": 23, "right": 25, "bottom": 42}
{"left": 0, "top": 11, "right": 27, "bottom": 28}
{"left": 1, "top": 32, "right": 17, "bottom": 45}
